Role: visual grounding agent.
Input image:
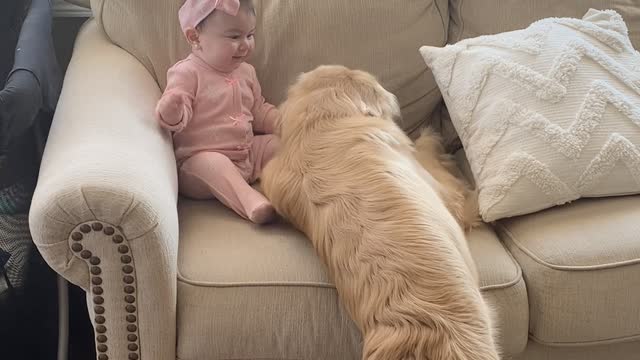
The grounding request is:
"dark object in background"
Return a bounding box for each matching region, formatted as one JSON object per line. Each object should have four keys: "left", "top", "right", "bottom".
{"left": 0, "top": 0, "right": 31, "bottom": 85}
{"left": 0, "top": 0, "right": 61, "bottom": 188}
{"left": 0, "top": 0, "right": 63, "bottom": 358}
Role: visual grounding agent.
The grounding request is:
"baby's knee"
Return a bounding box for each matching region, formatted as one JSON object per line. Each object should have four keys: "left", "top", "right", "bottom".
{"left": 207, "top": 152, "right": 234, "bottom": 166}
{"left": 264, "top": 135, "right": 281, "bottom": 155}
{"left": 182, "top": 152, "right": 235, "bottom": 175}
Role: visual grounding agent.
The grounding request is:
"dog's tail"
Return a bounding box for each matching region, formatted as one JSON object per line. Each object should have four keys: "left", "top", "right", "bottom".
{"left": 462, "top": 188, "right": 482, "bottom": 232}
{"left": 362, "top": 319, "right": 500, "bottom": 360}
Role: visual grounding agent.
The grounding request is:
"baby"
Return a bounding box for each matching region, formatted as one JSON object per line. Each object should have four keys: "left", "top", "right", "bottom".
{"left": 156, "top": 0, "right": 279, "bottom": 224}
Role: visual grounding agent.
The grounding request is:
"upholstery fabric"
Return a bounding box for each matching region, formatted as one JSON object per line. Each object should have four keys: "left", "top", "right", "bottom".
{"left": 91, "top": 0, "right": 449, "bottom": 135}
{"left": 176, "top": 199, "right": 528, "bottom": 359}
{"left": 29, "top": 20, "right": 180, "bottom": 360}
{"left": 497, "top": 195, "right": 640, "bottom": 345}
{"left": 449, "top": 0, "right": 640, "bottom": 47}
{"left": 515, "top": 337, "right": 640, "bottom": 360}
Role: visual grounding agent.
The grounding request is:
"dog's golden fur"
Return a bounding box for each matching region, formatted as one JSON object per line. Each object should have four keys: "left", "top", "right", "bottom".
{"left": 262, "top": 65, "right": 499, "bottom": 360}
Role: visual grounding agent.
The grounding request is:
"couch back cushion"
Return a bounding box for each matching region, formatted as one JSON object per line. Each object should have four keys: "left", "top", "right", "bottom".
{"left": 90, "top": 0, "right": 449, "bottom": 135}
{"left": 449, "top": 0, "right": 640, "bottom": 46}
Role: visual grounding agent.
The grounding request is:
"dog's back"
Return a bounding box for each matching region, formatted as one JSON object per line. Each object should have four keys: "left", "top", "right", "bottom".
{"left": 263, "top": 115, "right": 499, "bottom": 360}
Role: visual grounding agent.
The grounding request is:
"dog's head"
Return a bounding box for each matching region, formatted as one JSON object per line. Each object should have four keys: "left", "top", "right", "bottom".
{"left": 277, "top": 65, "right": 401, "bottom": 139}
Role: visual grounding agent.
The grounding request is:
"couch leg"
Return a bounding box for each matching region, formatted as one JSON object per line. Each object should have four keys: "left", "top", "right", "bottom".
{"left": 57, "top": 275, "right": 69, "bottom": 360}
{"left": 68, "top": 222, "right": 141, "bottom": 360}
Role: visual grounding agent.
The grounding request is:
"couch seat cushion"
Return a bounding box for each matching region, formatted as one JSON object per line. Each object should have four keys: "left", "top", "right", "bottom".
{"left": 496, "top": 195, "right": 640, "bottom": 346}
{"left": 176, "top": 198, "right": 528, "bottom": 359}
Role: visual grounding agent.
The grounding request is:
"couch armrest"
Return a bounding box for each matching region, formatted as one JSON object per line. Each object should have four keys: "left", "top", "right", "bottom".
{"left": 29, "top": 20, "right": 178, "bottom": 360}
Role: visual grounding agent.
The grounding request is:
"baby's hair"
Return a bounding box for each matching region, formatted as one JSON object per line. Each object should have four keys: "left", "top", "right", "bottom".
{"left": 240, "top": 0, "right": 255, "bottom": 15}
{"left": 196, "top": 0, "right": 255, "bottom": 30}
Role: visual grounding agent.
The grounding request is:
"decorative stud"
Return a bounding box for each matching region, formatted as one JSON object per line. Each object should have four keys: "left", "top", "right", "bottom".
{"left": 126, "top": 315, "right": 136, "bottom": 323}
{"left": 125, "top": 295, "right": 135, "bottom": 303}
{"left": 91, "top": 266, "right": 102, "bottom": 275}
{"left": 97, "top": 335, "right": 107, "bottom": 343}
{"left": 121, "top": 255, "right": 132, "bottom": 264}
{"left": 93, "top": 296, "right": 104, "bottom": 305}
{"left": 97, "top": 344, "right": 108, "bottom": 352}
{"left": 92, "top": 277, "right": 103, "bottom": 285}
{"left": 129, "top": 353, "right": 139, "bottom": 360}
{"left": 81, "top": 250, "right": 92, "bottom": 259}
{"left": 92, "top": 223, "right": 104, "bottom": 231}
{"left": 98, "top": 354, "right": 108, "bottom": 360}
{"left": 71, "top": 243, "right": 83, "bottom": 252}
{"left": 71, "top": 232, "right": 83, "bottom": 241}
{"left": 95, "top": 316, "right": 106, "bottom": 324}
{"left": 127, "top": 324, "right": 137, "bottom": 332}
{"left": 104, "top": 227, "right": 115, "bottom": 235}
{"left": 96, "top": 325, "right": 107, "bottom": 333}
{"left": 113, "top": 235, "right": 124, "bottom": 244}
{"left": 128, "top": 344, "right": 138, "bottom": 351}
{"left": 125, "top": 305, "right": 136, "bottom": 313}
{"left": 93, "top": 286, "right": 103, "bottom": 295}
{"left": 94, "top": 306, "right": 105, "bottom": 314}
{"left": 123, "top": 276, "right": 134, "bottom": 284}
{"left": 124, "top": 286, "right": 135, "bottom": 294}
{"left": 118, "top": 245, "right": 129, "bottom": 254}
{"left": 122, "top": 265, "right": 133, "bottom": 274}
{"left": 80, "top": 224, "right": 91, "bottom": 233}
{"left": 127, "top": 334, "right": 137, "bottom": 342}
{"left": 90, "top": 256, "right": 101, "bottom": 265}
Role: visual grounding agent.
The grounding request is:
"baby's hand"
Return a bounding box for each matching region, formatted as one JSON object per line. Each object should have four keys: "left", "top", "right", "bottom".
{"left": 157, "top": 91, "right": 187, "bottom": 126}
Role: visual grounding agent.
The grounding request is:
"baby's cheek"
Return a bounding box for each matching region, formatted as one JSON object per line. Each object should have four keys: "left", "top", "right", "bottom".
{"left": 222, "top": 42, "right": 238, "bottom": 56}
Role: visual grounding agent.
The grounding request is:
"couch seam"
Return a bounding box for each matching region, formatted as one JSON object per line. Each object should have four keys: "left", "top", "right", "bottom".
{"left": 80, "top": 186, "right": 98, "bottom": 219}
{"left": 529, "top": 332, "right": 640, "bottom": 348}
{"left": 177, "top": 259, "right": 523, "bottom": 292}
{"left": 177, "top": 271, "right": 336, "bottom": 289}
{"left": 495, "top": 222, "right": 640, "bottom": 271}
{"left": 433, "top": 0, "right": 447, "bottom": 45}
{"left": 51, "top": 200, "right": 77, "bottom": 223}
{"left": 117, "top": 195, "right": 136, "bottom": 227}
{"left": 454, "top": 0, "right": 465, "bottom": 44}
{"left": 478, "top": 245, "right": 524, "bottom": 292}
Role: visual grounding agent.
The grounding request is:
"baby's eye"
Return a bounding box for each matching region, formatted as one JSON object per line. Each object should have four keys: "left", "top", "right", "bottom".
{"left": 228, "top": 35, "right": 241, "bottom": 40}
{"left": 247, "top": 33, "right": 255, "bottom": 39}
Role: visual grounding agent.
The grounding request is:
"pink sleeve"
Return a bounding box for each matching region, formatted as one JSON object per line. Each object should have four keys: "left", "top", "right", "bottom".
{"left": 249, "top": 67, "right": 279, "bottom": 134}
{"left": 155, "top": 63, "right": 197, "bottom": 133}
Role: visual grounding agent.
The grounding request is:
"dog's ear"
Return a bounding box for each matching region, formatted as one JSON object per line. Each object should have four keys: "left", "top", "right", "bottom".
{"left": 355, "top": 81, "right": 402, "bottom": 122}
{"left": 358, "top": 99, "right": 383, "bottom": 118}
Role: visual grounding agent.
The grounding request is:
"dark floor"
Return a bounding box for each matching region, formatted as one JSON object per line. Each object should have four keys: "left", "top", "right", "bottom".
{"left": 1, "top": 251, "right": 96, "bottom": 360}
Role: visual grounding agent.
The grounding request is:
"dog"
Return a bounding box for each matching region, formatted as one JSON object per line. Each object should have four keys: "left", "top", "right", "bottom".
{"left": 261, "top": 65, "right": 499, "bottom": 360}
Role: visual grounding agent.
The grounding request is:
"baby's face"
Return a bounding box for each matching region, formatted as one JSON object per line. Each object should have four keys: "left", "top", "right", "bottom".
{"left": 196, "top": 8, "right": 256, "bottom": 73}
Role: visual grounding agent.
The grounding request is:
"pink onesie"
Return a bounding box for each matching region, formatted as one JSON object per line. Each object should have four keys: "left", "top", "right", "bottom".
{"left": 156, "top": 53, "right": 279, "bottom": 222}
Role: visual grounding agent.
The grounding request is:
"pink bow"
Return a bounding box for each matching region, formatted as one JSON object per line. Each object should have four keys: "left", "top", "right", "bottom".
{"left": 179, "top": 0, "right": 241, "bottom": 35}
{"left": 213, "top": 0, "right": 240, "bottom": 16}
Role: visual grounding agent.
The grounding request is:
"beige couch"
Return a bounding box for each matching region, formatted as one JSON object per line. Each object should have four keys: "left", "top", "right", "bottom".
{"left": 30, "top": 0, "right": 640, "bottom": 359}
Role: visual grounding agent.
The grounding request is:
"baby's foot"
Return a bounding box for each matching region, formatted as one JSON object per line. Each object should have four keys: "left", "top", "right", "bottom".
{"left": 249, "top": 202, "right": 276, "bottom": 225}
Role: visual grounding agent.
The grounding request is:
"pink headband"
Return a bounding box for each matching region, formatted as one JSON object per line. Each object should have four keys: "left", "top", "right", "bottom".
{"left": 178, "top": 0, "right": 240, "bottom": 35}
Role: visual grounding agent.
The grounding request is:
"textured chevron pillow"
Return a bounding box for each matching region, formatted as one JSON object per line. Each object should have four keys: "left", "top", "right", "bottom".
{"left": 420, "top": 9, "right": 640, "bottom": 222}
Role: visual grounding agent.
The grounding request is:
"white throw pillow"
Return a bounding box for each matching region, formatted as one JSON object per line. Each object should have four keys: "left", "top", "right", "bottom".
{"left": 420, "top": 9, "right": 640, "bottom": 222}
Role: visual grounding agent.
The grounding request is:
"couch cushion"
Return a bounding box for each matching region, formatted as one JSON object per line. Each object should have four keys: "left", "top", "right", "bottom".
{"left": 176, "top": 198, "right": 528, "bottom": 359}
{"left": 449, "top": 0, "right": 640, "bottom": 48}
{"left": 496, "top": 195, "right": 640, "bottom": 346}
{"left": 93, "top": 0, "right": 449, "bottom": 135}
{"left": 515, "top": 339, "right": 640, "bottom": 360}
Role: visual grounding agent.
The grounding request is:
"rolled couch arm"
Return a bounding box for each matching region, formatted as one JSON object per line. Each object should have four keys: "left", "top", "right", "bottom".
{"left": 29, "top": 20, "right": 179, "bottom": 360}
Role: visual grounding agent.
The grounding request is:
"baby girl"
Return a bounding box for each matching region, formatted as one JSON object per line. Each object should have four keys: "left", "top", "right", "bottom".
{"left": 156, "top": 0, "right": 279, "bottom": 224}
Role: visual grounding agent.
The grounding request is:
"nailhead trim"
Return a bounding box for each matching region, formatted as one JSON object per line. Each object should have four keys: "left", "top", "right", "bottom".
{"left": 69, "top": 222, "right": 141, "bottom": 360}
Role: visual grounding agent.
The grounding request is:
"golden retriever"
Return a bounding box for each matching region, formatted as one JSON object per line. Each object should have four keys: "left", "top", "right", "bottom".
{"left": 261, "top": 65, "right": 499, "bottom": 360}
